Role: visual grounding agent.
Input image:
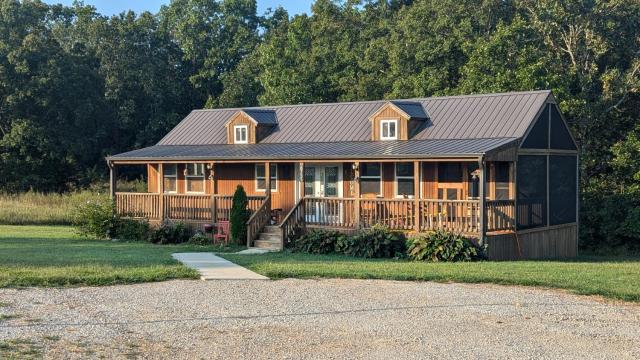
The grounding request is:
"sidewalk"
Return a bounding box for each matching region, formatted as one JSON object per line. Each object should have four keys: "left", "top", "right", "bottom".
{"left": 172, "top": 253, "right": 269, "bottom": 280}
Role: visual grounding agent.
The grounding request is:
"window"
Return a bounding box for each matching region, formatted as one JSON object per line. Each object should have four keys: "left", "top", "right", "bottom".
{"left": 438, "top": 163, "right": 462, "bottom": 183}
{"left": 494, "top": 162, "right": 510, "bottom": 200}
{"left": 466, "top": 163, "right": 479, "bottom": 199}
{"left": 234, "top": 125, "right": 248, "bottom": 144}
{"left": 185, "top": 163, "right": 205, "bottom": 193}
{"left": 163, "top": 164, "right": 177, "bottom": 193}
{"left": 395, "top": 162, "right": 414, "bottom": 198}
{"left": 256, "top": 163, "right": 277, "bottom": 191}
{"left": 360, "top": 163, "right": 381, "bottom": 196}
{"left": 380, "top": 119, "right": 397, "bottom": 140}
{"left": 517, "top": 155, "right": 547, "bottom": 229}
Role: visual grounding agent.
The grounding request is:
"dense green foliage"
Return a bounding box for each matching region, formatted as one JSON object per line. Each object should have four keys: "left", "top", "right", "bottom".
{"left": 230, "top": 185, "right": 250, "bottom": 243}
{"left": 292, "top": 229, "right": 346, "bottom": 254}
{"left": 336, "top": 225, "right": 407, "bottom": 258}
{"left": 1, "top": 0, "right": 639, "bottom": 249}
{"left": 71, "top": 197, "right": 117, "bottom": 239}
{"left": 293, "top": 225, "right": 406, "bottom": 258}
{"left": 407, "top": 230, "right": 482, "bottom": 262}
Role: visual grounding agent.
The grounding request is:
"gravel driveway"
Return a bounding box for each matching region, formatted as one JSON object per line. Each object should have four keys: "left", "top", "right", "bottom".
{"left": 1, "top": 279, "right": 638, "bottom": 359}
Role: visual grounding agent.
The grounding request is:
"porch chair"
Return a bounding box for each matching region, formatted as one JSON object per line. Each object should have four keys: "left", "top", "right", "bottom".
{"left": 213, "top": 220, "right": 230, "bottom": 244}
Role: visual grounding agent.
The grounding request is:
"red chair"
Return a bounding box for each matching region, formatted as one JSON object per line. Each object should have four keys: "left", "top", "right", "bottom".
{"left": 213, "top": 221, "right": 230, "bottom": 244}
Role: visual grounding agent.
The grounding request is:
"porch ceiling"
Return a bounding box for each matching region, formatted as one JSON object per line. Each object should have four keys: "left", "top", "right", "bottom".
{"left": 107, "top": 137, "right": 518, "bottom": 163}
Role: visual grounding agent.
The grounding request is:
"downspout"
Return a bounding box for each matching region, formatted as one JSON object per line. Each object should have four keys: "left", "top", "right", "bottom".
{"left": 478, "top": 155, "right": 486, "bottom": 247}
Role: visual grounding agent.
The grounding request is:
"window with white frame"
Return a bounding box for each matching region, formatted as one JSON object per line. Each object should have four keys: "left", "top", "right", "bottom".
{"left": 234, "top": 125, "right": 248, "bottom": 144}
{"left": 395, "top": 162, "right": 414, "bottom": 198}
{"left": 185, "top": 163, "right": 205, "bottom": 193}
{"left": 163, "top": 164, "right": 177, "bottom": 193}
{"left": 360, "top": 163, "right": 381, "bottom": 196}
{"left": 256, "top": 163, "right": 277, "bottom": 191}
{"left": 380, "top": 119, "right": 397, "bottom": 140}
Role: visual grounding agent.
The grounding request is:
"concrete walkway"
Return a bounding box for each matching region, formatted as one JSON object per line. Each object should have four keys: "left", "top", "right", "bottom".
{"left": 172, "top": 253, "right": 268, "bottom": 280}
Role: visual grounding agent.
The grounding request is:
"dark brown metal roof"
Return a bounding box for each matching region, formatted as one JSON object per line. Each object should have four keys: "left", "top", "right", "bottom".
{"left": 157, "top": 90, "right": 551, "bottom": 146}
{"left": 108, "top": 137, "right": 518, "bottom": 161}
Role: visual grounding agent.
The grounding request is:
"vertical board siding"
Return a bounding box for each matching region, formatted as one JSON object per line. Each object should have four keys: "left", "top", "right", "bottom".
{"left": 226, "top": 112, "right": 256, "bottom": 144}
{"left": 147, "top": 164, "right": 159, "bottom": 193}
{"left": 371, "top": 105, "right": 409, "bottom": 141}
{"left": 487, "top": 224, "right": 577, "bottom": 260}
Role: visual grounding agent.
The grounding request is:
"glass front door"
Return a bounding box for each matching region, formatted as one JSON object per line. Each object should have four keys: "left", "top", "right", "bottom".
{"left": 304, "top": 164, "right": 342, "bottom": 223}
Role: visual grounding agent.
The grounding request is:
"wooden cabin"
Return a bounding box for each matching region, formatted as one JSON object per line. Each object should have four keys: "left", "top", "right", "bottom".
{"left": 107, "top": 90, "right": 579, "bottom": 260}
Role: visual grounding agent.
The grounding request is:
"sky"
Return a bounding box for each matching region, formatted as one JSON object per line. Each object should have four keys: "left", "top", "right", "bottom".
{"left": 42, "top": 0, "right": 315, "bottom": 16}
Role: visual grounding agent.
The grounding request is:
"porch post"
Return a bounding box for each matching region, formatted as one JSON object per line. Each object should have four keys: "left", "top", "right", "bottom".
{"left": 413, "top": 161, "right": 420, "bottom": 232}
{"left": 264, "top": 162, "right": 272, "bottom": 218}
{"left": 478, "top": 157, "right": 486, "bottom": 246}
{"left": 210, "top": 162, "right": 216, "bottom": 224}
{"left": 108, "top": 162, "right": 116, "bottom": 199}
{"left": 298, "top": 162, "right": 305, "bottom": 200}
{"left": 158, "top": 163, "right": 165, "bottom": 221}
{"left": 354, "top": 161, "right": 360, "bottom": 229}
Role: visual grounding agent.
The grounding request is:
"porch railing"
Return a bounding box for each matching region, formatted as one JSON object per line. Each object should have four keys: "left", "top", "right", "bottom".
{"left": 486, "top": 199, "right": 516, "bottom": 232}
{"left": 115, "top": 192, "right": 161, "bottom": 220}
{"left": 114, "top": 192, "right": 266, "bottom": 223}
{"left": 360, "top": 198, "right": 416, "bottom": 230}
{"left": 419, "top": 199, "right": 481, "bottom": 233}
{"left": 246, "top": 195, "right": 271, "bottom": 247}
{"left": 303, "top": 197, "right": 356, "bottom": 228}
{"left": 279, "top": 198, "right": 306, "bottom": 247}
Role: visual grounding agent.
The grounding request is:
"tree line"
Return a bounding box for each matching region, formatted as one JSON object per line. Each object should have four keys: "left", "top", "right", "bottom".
{"left": 0, "top": 0, "right": 639, "bottom": 247}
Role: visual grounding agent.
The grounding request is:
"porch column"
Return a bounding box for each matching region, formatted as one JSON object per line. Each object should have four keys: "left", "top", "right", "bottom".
{"left": 158, "top": 163, "right": 165, "bottom": 221}
{"left": 414, "top": 161, "right": 420, "bottom": 232}
{"left": 298, "top": 162, "right": 305, "bottom": 200}
{"left": 210, "top": 162, "right": 216, "bottom": 224}
{"left": 354, "top": 161, "right": 361, "bottom": 229}
{"left": 264, "top": 162, "right": 272, "bottom": 216}
{"left": 478, "top": 157, "right": 486, "bottom": 245}
{"left": 108, "top": 162, "right": 116, "bottom": 199}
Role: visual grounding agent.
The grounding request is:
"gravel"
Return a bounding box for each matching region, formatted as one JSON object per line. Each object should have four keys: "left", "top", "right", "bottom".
{"left": 0, "top": 279, "right": 639, "bottom": 359}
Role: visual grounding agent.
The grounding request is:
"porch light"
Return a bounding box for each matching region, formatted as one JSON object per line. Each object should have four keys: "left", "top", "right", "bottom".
{"left": 351, "top": 163, "right": 359, "bottom": 171}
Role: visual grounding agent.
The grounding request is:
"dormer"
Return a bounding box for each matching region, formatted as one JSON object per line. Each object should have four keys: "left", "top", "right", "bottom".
{"left": 368, "top": 101, "right": 428, "bottom": 141}
{"left": 225, "top": 109, "right": 277, "bottom": 144}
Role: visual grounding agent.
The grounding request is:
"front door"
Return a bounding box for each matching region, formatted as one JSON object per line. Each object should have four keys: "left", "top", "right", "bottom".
{"left": 303, "top": 164, "right": 342, "bottom": 223}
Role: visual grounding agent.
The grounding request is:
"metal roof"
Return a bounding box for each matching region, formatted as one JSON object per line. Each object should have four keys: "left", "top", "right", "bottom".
{"left": 390, "top": 101, "right": 428, "bottom": 119}
{"left": 157, "top": 90, "right": 551, "bottom": 146}
{"left": 108, "top": 138, "right": 518, "bottom": 161}
{"left": 243, "top": 109, "right": 277, "bottom": 125}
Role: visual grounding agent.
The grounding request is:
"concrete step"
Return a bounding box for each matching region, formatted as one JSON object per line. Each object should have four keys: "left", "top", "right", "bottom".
{"left": 253, "top": 240, "right": 281, "bottom": 249}
{"left": 262, "top": 225, "right": 280, "bottom": 234}
{"left": 259, "top": 232, "right": 281, "bottom": 241}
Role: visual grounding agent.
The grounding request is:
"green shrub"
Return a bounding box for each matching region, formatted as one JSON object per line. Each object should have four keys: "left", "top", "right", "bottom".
{"left": 148, "top": 221, "right": 191, "bottom": 244}
{"left": 71, "top": 198, "right": 118, "bottom": 239}
{"left": 407, "top": 230, "right": 481, "bottom": 262}
{"left": 230, "top": 185, "right": 251, "bottom": 244}
{"left": 335, "top": 224, "right": 406, "bottom": 258}
{"left": 114, "top": 218, "right": 150, "bottom": 241}
{"left": 580, "top": 190, "right": 640, "bottom": 250}
{"left": 292, "top": 230, "right": 345, "bottom": 254}
{"left": 188, "top": 231, "right": 211, "bottom": 246}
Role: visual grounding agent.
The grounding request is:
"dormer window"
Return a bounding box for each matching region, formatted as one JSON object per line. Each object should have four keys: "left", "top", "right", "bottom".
{"left": 234, "top": 125, "right": 248, "bottom": 144}
{"left": 380, "top": 119, "right": 397, "bottom": 140}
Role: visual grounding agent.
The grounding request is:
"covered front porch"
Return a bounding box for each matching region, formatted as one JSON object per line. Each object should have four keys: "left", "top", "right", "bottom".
{"left": 109, "top": 158, "right": 521, "bottom": 249}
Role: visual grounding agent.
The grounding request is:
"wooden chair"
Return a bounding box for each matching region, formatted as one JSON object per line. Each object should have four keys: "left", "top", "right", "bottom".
{"left": 213, "top": 221, "right": 230, "bottom": 244}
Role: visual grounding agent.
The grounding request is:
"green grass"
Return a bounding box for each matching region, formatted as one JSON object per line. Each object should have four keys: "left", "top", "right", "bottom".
{"left": 0, "top": 225, "right": 238, "bottom": 287}
{"left": 0, "top": 191, "right": 106, "bottom": 225}
{"left": 221, "top": 252, "right": 640, "bottom": 302}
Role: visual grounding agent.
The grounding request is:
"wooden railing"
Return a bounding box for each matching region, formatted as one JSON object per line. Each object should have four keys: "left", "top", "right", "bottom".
{"left": 212, "top": 195, "right": 265, "bottom": 222}
{"left": 419, "top": 199, "right": 480, "bottom": 233}
{"left": 115, "top": 193, "right": 161, "bottom": 220}
{"left": 303, "top": 197, "right": 356, "bottom": 228}
{"left": 246, "top": 195, "right": 272, "bottom": 247}
{"left": 279, "top": 198, "right": 306, "bottom": 247}
{"left": 360, "top": 198, "right": 415, "bottom": 230}
{"left": 486, "top": 199, "right": 516, "bottom": 232}
{"left": 164, "top": 194, "right": 211, "bottom": 221}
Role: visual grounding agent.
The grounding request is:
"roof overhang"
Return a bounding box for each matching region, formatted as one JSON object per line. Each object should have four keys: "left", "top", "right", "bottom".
{"left": 107, "top": 138, "right": 519, "bottom": 164}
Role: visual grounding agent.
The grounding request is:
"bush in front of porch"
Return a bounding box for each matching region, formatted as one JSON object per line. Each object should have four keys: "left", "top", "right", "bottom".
{"left": 230, "top": 185, "right": 250, "bottom": 244}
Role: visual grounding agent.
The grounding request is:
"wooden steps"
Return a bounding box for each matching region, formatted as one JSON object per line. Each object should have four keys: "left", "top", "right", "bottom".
{"left": 251, "top": 225, "right": 282, "bottom": 251}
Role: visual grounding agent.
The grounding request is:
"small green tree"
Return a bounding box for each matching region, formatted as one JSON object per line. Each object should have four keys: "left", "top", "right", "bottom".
{"left": 230, "top": 185, "right": 250, "bottom": 244}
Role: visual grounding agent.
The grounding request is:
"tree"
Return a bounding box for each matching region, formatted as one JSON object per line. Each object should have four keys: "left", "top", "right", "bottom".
{"left": 229, "top": 185, "right": 250, "bottom": 244}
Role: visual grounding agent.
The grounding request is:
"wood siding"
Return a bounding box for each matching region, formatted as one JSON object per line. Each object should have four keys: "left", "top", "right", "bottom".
{"left": 215, "top": 162, "right": 295, "bottom": 214}
{"left": 370, "top": 104, "right": 409, "bottom": 141}
{"left": 226, "top": 112, "right": 256, "bottom": 144}
{"left": 487, "top": 223, "right": 577, "bottom": 260}
{"left": 147, "top": 164, "right": 159, "bottom": 193}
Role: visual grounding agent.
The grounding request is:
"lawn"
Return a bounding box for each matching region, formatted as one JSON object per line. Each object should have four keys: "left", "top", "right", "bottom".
{"left": 0, "top": 225, "right": 239, "bottom": 287}
{"left": 221, "top": 252, "right": 640, "bottom": 302}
